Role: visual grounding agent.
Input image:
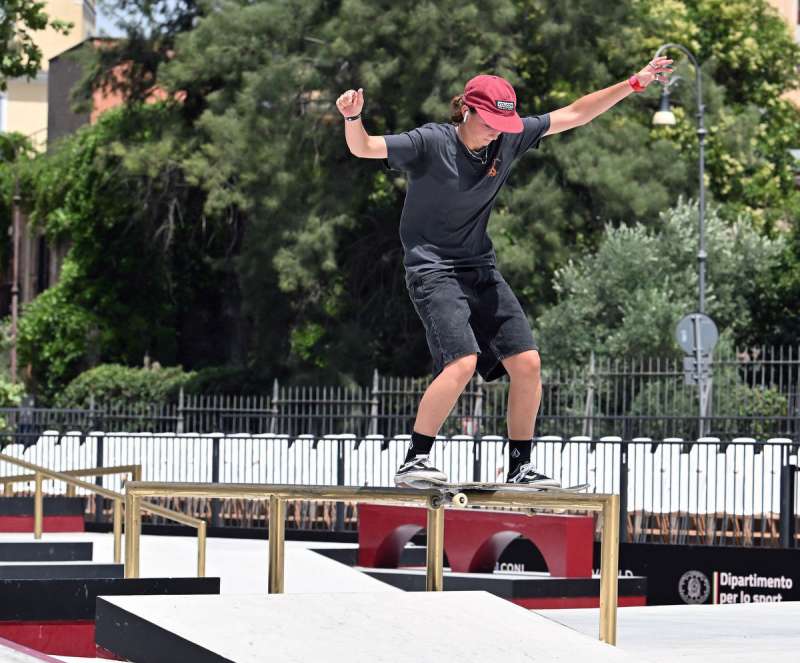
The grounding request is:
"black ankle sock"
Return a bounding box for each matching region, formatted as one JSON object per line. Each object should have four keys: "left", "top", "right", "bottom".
{"left": 405, "top": 431, "right": 436, "bottom": 462}
{"left": 508, "top": 438, "right": 533, "bottom": 473}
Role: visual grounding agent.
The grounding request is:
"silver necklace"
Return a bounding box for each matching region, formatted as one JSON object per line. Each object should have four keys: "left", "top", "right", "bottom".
{"left": 456, "top": 126, "right": 489, "bottom": 164}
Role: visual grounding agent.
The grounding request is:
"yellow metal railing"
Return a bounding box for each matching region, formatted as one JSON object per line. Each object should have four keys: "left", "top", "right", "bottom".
{"left": 0, "top": 464, "right": 142, "bottom": 497}
{"left": 0, "top": 454, "right": 207, "bottom": 574}
{"left": 124, "top": 481, "right": 620, "bottom": 645}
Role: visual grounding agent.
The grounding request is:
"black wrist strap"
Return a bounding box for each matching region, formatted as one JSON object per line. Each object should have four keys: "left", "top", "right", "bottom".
{"left": 345, "top": 114, "right": 362, "bottom": 122}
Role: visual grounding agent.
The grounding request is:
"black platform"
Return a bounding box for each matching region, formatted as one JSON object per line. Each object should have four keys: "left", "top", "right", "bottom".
{"left": 0, "top": 577, "right": 221, "bottom": 621}
{"left": 363, "top": 567, "right": 647, "bottom": 601}
{"left": 96, "top": 592, "right": 634, "bottom": 663}
{"left": 0, "top": 496, "right": 85, "bottom": 516}
{"left": 97, "top": 597, "right": 229, "bottom": 663}
{"left": 0, "top": 562, "right": 122, "bottom": 580}
{"left": 0, "top": 541, "right": 93, "bottom": 562}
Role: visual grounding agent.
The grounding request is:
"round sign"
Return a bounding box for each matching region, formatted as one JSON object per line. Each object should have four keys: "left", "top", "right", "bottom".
{"left": 678, "top": 570, "right": 711, "bottom": 604}
{"left": 675, "top": 313, "right": 718, "bottom": 355}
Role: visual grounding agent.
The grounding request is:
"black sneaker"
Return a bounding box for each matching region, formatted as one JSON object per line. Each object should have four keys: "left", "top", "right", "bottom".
{"left": 506, "top": 462, "right": 561, "bottom": 487}
{"left": 394, "top": 455, "right": 447, "bottom": 486}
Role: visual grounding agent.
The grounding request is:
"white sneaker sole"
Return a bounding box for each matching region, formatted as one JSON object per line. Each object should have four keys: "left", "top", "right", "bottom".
{"left": 394, "top": 470, "right": 448, "bottom": 486}
{"left": 508, "top": 479, "right": 561, "bottom": 488}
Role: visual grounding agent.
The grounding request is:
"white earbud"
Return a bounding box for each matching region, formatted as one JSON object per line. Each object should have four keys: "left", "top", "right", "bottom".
{"left": 462, "top": 109, "right": 469, "bottom": 124}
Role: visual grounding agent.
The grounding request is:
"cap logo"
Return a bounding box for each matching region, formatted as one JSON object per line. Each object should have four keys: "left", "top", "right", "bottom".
{"left": 495, "top": 100, "right": 515, "bottom": 111}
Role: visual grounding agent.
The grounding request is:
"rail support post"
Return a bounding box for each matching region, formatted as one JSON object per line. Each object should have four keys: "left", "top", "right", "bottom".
{"left": 113, "top": 498, "right": 123, "bottom": 564}
{"left": 425, "top": 499, "right": 445, "bottom": 591}
{"left": 124, "top": 493, "right": 142, "bottom": 578}
{"left": 268, "top": 495, "right": 286, "bottom": 593}
{"left": 33, "top": 472, "right": 43, "bottom": 539}
{"left": 779, "top": 463, "right": 797, "bottom": 548}
{"left": 197, "top": 520, "right": 207, "bottom": 577}
{"left": 599, "top": 494, "right": 620, "bottom": 645}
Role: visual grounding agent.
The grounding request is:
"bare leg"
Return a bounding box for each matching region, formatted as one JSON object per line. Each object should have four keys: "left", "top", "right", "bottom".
{"left": 413, "top": 354, "right": 478, "bottom": 435}
{"left": 502, "top": 350, "right": 542, "bottom": 439}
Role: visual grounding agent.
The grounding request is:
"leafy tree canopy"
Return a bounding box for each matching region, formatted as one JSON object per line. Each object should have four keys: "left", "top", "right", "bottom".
{"left": 537, "top": 199, "right": 786, "bottom": 366}
{"left": 16, "top": 0, "right": 800, "bottom": 395}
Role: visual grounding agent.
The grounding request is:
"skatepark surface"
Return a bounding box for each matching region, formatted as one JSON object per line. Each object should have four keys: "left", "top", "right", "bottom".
{"left": 540, "top": 602, "right": 800, "bottom": 662}
{"left": 1, "top": 532, "right": 798, "bottom": 662}
{"left": 96, "top": 591, "right": 635, "bottom": 662}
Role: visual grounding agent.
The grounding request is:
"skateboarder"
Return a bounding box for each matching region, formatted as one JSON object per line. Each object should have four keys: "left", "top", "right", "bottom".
{"left": 336, "top": 60, "right": 672, "bottom": 487}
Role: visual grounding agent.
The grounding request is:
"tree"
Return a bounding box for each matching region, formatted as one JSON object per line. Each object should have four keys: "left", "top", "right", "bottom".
{"left": 0, "top": 0, "right": 71, "bottom": 89}
{"left": 73, "top": 0, "right": 201, "bottom": 108}
{"left": 27, "top": 0, "right": 800, "bottom": 390}
{"left": 17, "top": 104, "right": 240, "bottom": 401}
{"left": 536, "top": 199, "right": 786, "bottom": 366}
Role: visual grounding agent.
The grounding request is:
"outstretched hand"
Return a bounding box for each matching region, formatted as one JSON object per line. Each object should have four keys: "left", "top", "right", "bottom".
{"left": 635, "top": 57, "right": 673, "bottom": 88}
{"left": 336, "top": 88, "right": 364, "bottom": 118}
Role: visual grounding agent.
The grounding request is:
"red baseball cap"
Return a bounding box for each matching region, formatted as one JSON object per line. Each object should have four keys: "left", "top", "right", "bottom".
{"left": 463, "top": 74, "right": 523, "bottom": 133}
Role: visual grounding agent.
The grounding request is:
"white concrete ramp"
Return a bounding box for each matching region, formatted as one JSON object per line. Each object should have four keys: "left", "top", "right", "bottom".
{"left": 0, "top": 637, "right": 62, "bottom": 663}
{"left": 540, "top": 603, "right": 800, "bottom": 662}
{"left": 96, "top": 591, "right": 639, "bottom": 662}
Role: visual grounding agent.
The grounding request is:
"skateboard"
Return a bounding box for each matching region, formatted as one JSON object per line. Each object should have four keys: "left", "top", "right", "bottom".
{"left": 399, "top": 478, "right": 592, "bottom": 507}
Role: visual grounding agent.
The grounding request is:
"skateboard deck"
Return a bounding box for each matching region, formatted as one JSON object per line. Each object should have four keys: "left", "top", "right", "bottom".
{"left": 399, "top": 478, "right": 591, "bottom": 507}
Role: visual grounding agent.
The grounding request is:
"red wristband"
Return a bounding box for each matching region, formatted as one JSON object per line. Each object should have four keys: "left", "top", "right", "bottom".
{"left": 628, "top": 75, "right": 645, "bottom": 93}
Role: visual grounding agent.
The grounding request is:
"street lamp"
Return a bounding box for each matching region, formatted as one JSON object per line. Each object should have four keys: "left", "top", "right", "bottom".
{"left": 651, "top": 43, "right": 708, "bottom": 315}
{"left": 652, "top": 78, "right": 679, "bottom": 127}
{"left": 11, "top": 175, "right": 20, "bottom": 384}
{"left": 652, "top": 44, "right": 716, "bottom": 438}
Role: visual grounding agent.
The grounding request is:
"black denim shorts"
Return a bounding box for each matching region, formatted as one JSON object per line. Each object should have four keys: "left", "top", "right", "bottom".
{"left": 407, "top": 266, "right": 538, "bottom": 382}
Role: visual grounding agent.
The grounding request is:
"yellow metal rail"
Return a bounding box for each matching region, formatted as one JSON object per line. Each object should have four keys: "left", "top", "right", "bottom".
{"left": 0, "top": 464, "right": 142, "bottom": 497}
{"left": 0, "top": 454, "right": 207, "bottom": 574}
{"left": 124, "top": 481, "right": 620, "bottom": 645}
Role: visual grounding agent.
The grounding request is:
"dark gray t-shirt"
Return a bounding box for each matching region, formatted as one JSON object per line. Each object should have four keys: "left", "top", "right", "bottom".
{"left": 385, "top": 114, "right": 550, "bottom": 277}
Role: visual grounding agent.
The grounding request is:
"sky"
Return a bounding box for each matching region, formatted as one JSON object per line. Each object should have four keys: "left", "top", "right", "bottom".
{"left": 95, "top": 5, "right": 126, "bottom": 38}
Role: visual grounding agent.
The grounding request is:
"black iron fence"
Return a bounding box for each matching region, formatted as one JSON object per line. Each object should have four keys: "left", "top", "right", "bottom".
{"left": 1, "top": 347, "right": 798, "bottom": 546}
{"left": 0, "top": 346, "right": 798, "bottom": 441}
{"left": 1, "top": 432, "right": 798, "bottom": 549}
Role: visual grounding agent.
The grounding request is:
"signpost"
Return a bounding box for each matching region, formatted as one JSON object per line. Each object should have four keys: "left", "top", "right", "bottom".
{"left": 675, "top": 313, "right": 718, "bottom": 437}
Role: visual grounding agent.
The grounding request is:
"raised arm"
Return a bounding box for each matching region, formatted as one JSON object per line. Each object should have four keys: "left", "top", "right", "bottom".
{"left": 544, "top": 56, "right": 673, "bottom": 136}
{"left": 336, "top": 88, "right": 388, "bottom": 159}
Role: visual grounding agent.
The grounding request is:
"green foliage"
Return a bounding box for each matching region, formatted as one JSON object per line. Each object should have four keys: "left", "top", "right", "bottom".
{"left": 15, "top": 103, "right": 240, "bottom": 399}
{"left": 17, "top": 262, "right": 99, "bottom": 402}
{"left": 0, "top": 375, "right": 25, "bottom": 433}
{"left": 56, "top": 363, "right": 195, "bottom": 409}
{"left": 745, "top": 216, "right": 800, "bottom": 346}
{"left": 73, "top": 1, "right": 201, "bottom": 108}
{"left": 0, "top": 378, "right": 24, "bottom": 408}
{"left": 0, "top": 133, "right": 36, "bottom": 276}
{"left": 0, "top": 0, "right": 72, "bottom": 89}
{"left": 181, "top": 365, "right": 273, "bottom": 395}
{"left": 628, "top": 352, "right": 788, "bottom": 440}
{"left": 28, "top": 0, "right": 800, "bottom": 388}
{"left": 537, "top": 200, "right": 786, "bottom": 366}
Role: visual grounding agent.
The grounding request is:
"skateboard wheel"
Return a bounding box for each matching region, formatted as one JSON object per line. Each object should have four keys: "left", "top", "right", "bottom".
{"left": 452, "top": 493, "right": 468, "bottom": 507}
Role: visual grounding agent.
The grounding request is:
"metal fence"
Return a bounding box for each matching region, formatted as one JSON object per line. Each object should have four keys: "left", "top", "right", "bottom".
{"left": 1, "top": 432, "right": 798, "bottom": 549}
{"left": 1, "top": 347, "right": 798, "bottom": 545}
{"left": 1, "top": 346, "right": 798, "bottom": 441}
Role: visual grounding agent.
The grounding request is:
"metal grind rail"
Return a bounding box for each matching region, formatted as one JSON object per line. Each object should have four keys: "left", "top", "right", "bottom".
{"left": 0, "top": 463, "right": 142, "bottom": 497}
{"left": 0, "top": 454, "right": 207, "bottom": 574}
{"left": 123, "top": 481, "right": 620, "bottom": 645}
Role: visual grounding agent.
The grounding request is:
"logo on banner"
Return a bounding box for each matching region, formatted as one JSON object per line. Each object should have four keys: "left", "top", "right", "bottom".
{"left": 679, "top": 570, "right": 711, "bottom": 604}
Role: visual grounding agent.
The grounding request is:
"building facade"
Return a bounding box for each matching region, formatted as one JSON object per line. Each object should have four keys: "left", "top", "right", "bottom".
{"left": 1, "top": 1, "right": 96, "bottom": 150}
{"left": 767, "top": 0, "right": 800, "bottom": 106}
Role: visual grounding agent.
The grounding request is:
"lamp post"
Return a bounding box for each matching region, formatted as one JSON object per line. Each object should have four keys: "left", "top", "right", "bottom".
{"left": 652, "top": 43, "right": 707, "bottom": 315}
{"left": 652, "top": 44, "right": 716, "bottom": 438}
{"left": 11, "top": 174, "right": 20, "bottom": 384}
